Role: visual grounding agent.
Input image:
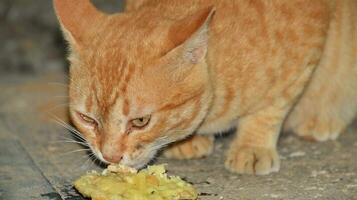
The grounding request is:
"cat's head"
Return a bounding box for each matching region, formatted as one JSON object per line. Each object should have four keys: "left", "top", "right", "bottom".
{"left": 54, "top": 0, "right": 215, "bottom": 168}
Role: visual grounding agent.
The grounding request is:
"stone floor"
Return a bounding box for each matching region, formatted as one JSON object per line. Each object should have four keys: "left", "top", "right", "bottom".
{"left": 0, "top": 73, "right": 356, "bottom": 200}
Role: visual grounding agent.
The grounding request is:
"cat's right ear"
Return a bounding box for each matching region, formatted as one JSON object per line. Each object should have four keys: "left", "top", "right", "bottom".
{"left": 166, "top": 6, "right": 215, "bottom": 66}
{"left": 53, "top": 0, "right": 106, "bottom": 49}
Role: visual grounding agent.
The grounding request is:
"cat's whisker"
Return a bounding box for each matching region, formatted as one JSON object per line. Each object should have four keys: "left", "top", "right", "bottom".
{"left": 50, "top": 127, "right": 87, "bottom": 149}
{"left": 93, "top": 155, "right": 105, "bottom": 168}
{"left": 44, "top": 103, "right": 70, "bottom": 113}
{"left": 57, "top": 148, "right": 90, "bottom": 157}
{"left": 91, "top": 156, "right": 98, "bottom": 168}
{"left": 47, "top": 82, "right": 69, "bottom": 88}
{"left": 79, "top": 153, "right": 94, "bottom": 170}
{"left": 82, "top": 152, "right": 94, "bottom": 159}
{"left": 54, "top": 126, "right": 86, "bottom": 145}
{"left": 84, "top": 153, "right": 97, "bottom": 170}
{"left": 71, "top": 152, "right": 94, "bottom": 172}
{"left": 50, "top": 115, "right": 86, "bottom": 141}
{"left": 51, "top": 139, "right": 89, "bottom": 147}
{"left": 151, "top": 142, "right": 170, "bottom": 151}
{"left": 147, "top": 131, "right": 192, "bottom": 151}
{"left": 52, "top": 139, "right": 87, "bottom": 144}
{"left": 47, "top": 80, "right": 87, "bottom": 97}
{"left": 52, "top": 95, "right": 69, "bottom": 98}
{"left": 54, "top": 121, "right": 85, "bottom": 142}
{"left": 51, "top": 134, "right": 86, "bottom": 144}
{"left": 149, "top": 135, "right": 173, "bottom": 151}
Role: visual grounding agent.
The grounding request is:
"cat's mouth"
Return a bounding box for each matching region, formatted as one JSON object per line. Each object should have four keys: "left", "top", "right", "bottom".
{"left": 120, "top": 150, "right": 158, "bottom": 169}
{"left": 91, "top": 147, "right": 158, "bottom": 170}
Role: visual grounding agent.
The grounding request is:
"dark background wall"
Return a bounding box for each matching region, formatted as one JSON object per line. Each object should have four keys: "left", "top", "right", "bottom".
{"left": 0, "top": 0, "right": 124, "bottom": 74}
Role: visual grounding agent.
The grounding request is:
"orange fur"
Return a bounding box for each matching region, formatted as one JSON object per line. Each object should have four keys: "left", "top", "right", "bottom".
{"left": 54, "top": 0, "right": 357, "bottom": 174}
{"left": 284, "top": 0, "right": 357, "bottom": 142}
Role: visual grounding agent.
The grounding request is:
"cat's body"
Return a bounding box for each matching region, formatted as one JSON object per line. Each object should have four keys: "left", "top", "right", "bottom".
{"left": 54, "top": 0, "right": 357, "bottom": 175}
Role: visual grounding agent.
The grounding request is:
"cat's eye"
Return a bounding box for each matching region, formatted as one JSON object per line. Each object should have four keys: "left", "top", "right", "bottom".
{"left": 77, "top": 112, "right": 97, "bottom": 127}
{"left": 131, "top": 115, "right": 151, "bottom": 129}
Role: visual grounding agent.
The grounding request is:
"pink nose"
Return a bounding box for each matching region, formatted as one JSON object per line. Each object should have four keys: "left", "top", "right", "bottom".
{"left": 103, "top": 153, "right": 123, "bottom": 163}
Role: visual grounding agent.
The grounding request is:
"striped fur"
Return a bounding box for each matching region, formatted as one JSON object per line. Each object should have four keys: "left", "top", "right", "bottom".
{"left": 54, "top": 0, "right": 357, "bottom": 174}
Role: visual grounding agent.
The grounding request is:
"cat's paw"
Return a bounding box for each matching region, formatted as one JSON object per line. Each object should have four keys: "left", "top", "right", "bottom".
{"left": 225, "top": 146, "right": 280, "bottom": 175}
{"left": 290, "top": 116, "right": 344, "bottom": 142}
{"left": 163, "top": 135, "right": 214, "bottom": 159}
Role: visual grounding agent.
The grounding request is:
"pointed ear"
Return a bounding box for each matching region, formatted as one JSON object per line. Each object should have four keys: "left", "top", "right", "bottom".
{"left": 53, "top": 0, "right": 106, "bottom": 48}
{"left": 168, "top": 6, "right": 216, "bottom": 64}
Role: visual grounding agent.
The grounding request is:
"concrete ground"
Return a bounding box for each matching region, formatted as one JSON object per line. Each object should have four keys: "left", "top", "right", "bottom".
{"left": 0, "top": 73, "right": 356, "bottom": 200}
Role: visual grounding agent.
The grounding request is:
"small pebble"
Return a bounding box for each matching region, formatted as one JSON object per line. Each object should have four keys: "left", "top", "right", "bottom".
{"left": 311, "top": 170, "right": 328, "bottom": 177}
{"left": 346, "top": 184, "right": 357, "bottom": 189}
{"left": 206, "top": 177, "right": 215, "bottom": 184}
{"left": 288, "top": 151, "right": 306, "bottom": 157}
{"left": 304, "top": 186, "right": 317, "bottom": 190}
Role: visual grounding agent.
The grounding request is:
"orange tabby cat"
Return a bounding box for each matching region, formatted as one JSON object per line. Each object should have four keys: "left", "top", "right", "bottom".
{"left": 54, "top": 0, "right": 357, "bottom": 175}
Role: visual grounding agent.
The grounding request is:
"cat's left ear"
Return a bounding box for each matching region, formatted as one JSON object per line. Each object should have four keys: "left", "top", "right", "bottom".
{"left": 167, "top": 6, "right": 216, "bottom": 65}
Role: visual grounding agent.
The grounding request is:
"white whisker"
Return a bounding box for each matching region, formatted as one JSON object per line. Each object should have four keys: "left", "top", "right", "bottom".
{"left": 51, "top": 139, "right": 89, "bottom": 147}
{"left": 47, "top": 82, "right": 69, "bottom": 88}
{"left": 51, "top": 135, "right": 85, "bottom": 143}
{"left": 57, "top": 148, "right": 90, "bottom": 156}
{"left": 47, "top": 78, "right": 86, "bottom": 97}
{"left": 51, "top": 115, "right": 85, "bottom": 141}
{"left": 80, "top": 153, "right": 95, "bottom": 170}
{"left": 44, "top": 103, "right": 70, "bottom": 113}
{"left": 52, "top": 95, "right": 69, "bottom": 98}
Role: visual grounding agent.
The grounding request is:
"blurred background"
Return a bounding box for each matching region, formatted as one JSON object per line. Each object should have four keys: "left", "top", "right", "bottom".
{"left": 0, "top": 0, "right": 124, "bottom": 75}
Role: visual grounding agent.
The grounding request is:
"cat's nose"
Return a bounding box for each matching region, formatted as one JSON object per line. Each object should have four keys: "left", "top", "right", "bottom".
{"left": 103, "top": 154, "right": 123, "bottom": 163}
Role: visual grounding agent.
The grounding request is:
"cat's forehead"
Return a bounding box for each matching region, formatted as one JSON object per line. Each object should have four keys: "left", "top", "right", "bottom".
{"left": 87, "top": 58, "right": 134, "bottom": 100}
{"left": 88, "top": 15, "right": 174, "bottom": 60}
{"left": 78, "top": 57, "right": 160, "bottom": 116}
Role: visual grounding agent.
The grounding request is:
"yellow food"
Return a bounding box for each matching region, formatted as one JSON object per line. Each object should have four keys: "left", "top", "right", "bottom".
{"left": 74, "top": 164, "right": 198, "bottom": 200}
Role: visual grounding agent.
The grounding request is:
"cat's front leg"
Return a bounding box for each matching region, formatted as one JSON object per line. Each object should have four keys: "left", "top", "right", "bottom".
{"left": 163, "top": 135, "right": 214, "bottom": 159}
{"left": 225, "top": 106, "right": 288, "bottom": 175}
